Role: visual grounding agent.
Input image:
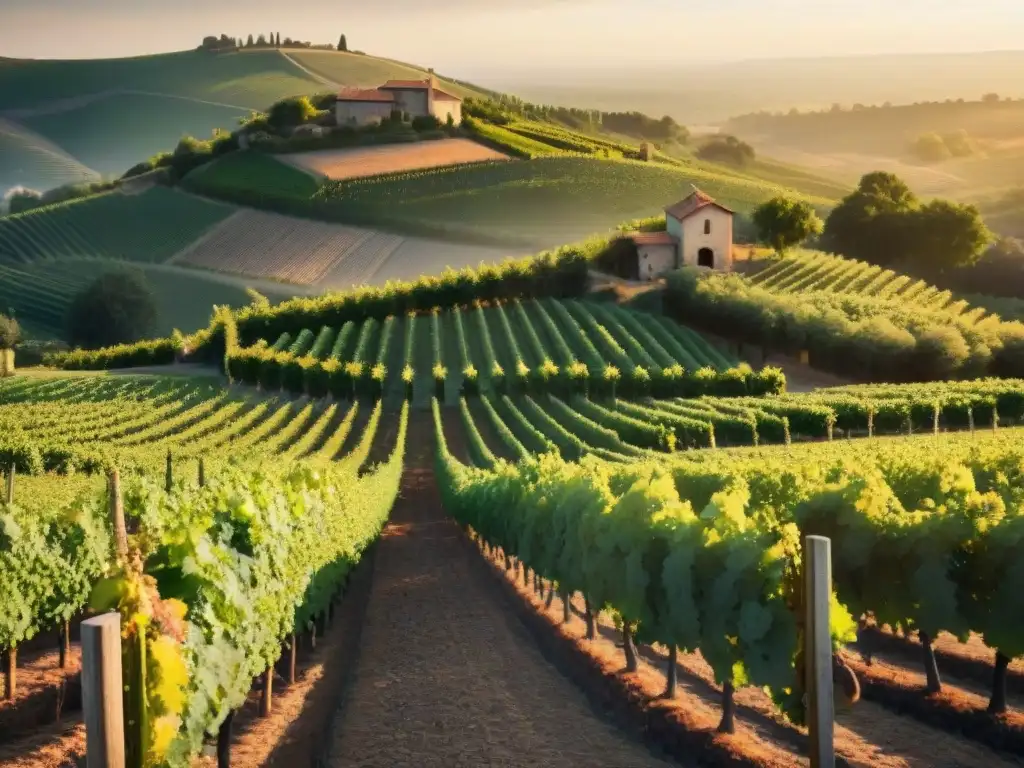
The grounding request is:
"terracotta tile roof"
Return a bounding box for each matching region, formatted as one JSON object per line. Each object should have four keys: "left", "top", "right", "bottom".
{"left": 336, "top": 87, "right": 395, "bottom": 103}
{"left": 380, "top": 79, "right": 431, "bottom": 89}
{"left": 629, "top": 231, "right": 677, "bottom": 246}
{"left": 431, "top": 88, "right": 461, "bottom": 102}
{"left": 664, "top": 188, "right": 734, "bottom": 220}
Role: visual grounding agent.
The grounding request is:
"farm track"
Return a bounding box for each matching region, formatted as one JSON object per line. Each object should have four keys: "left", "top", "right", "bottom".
{"left": 325, "top": 410, "right": 674, "bottom": 767}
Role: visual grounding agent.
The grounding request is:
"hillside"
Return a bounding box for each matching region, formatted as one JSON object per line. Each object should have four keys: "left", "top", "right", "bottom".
{"left": 0, "top": 186, "right": 297, "bottom": 338}
{"left": 0, "top": 48, "right": 489, "bottom": 193}
{"left": 185, "top": 147, "right": 837, "bottom": 248}
{"left": 723, "top": 97, "right": 1024, "bottom": 228}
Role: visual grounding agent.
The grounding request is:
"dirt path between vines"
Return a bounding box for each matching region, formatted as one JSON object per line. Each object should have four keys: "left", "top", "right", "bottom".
{"left": 325, "top": 411, "right": 675, "bottom": 767}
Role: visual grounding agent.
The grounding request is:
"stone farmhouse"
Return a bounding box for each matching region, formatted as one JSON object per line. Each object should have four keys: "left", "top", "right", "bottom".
{"left": 628, "top": 187, "right": 734, "bottom": 281}
{"left": 335, "top": 74, "right": 463, "bottom": 127}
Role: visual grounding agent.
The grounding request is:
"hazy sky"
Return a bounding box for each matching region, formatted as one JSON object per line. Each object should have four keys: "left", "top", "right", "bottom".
{"left": 3, "top": 0, "right": 1023, "bottom": 77}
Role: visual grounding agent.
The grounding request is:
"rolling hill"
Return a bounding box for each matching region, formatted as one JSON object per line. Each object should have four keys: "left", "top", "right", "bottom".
{"left": 724, "top": 97, "right": 1024, "bottom": 229}
{"left": 0, "top": 48, "right": 493, "bottom": 193}
{"left": 185, "top": 147, "right": 838, "bottom": 248}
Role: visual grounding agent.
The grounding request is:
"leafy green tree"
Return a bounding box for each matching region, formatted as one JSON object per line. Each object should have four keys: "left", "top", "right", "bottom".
{"left": 266, "top": 95, "right": 319, "bottom": 130}
{"left": 696, "top": 135, "right": 755, "bottom": 166}
{"left": 907, "top": 200, "right": 991, "bottom": 272}
{"left": 0, "top": 313, "right": 19, "bottom": 349}
{"left": 752, "top": 196, "right": 823, "bottom": 255}
{"left": 65, "top": 270, "right": 158, "bottom": 350}
{"left": 338, "top": 34, "right": 348, "bottom": 51}
{"left": 821, "top": 172, "right": 920, "bottom": 265}
{"left": 823, "top": 171, "right": 990, "bottom": 271}
{"left": 246, "top": 34, "right": 254, "bottom": 47}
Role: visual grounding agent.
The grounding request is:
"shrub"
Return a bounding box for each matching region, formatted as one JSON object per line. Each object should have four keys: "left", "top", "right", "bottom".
{"left": 411, "top": 114, "right": 441, "bottom": 131}
{"left": 65, "top": 269, "right": 158, "bottom": 350}
{"left": 696, "top": 135, "right": 755, "bottom": 166}
{"left": 267, "top": 96, "right": 321, "bottom": 131}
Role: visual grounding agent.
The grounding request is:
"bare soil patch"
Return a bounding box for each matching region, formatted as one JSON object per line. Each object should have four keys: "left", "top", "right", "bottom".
{"left": 281, "top": 138, "right": 508, "bottom": 181}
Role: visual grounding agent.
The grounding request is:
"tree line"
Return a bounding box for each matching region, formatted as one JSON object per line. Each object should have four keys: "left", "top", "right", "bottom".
{"left": 733, "top": 93, "right": 1021, "bottom": 122}
{"left": 198, "top": 32, "right": 350, "bottom": 52}
{"left": 465, "top": 96, "right": 689, "bottom": 144}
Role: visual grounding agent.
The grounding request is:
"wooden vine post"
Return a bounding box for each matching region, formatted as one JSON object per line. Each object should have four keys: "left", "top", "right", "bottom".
{"left": 81, "top": 612, "right": 125, "bottom": 768}
{"left": 804, "top": 535, "right": 835, "bottom": 768}
{"left": 109, "top": 470, "right": 129, "bottom": 560}
{"left": 5, "top": 463, "right": 13, "bottom": 504}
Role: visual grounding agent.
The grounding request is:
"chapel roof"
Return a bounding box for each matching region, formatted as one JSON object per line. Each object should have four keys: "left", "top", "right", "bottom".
{"left": 664, "top": 188, "right": 733, "bottom": 220}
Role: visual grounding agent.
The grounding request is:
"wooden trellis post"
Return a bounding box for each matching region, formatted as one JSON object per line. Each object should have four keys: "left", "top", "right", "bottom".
{"left": 82, "top": 613, "right": 125, "bottom": 768}
{"left": 805, "top": 535, "right": 835, "bottom": 768}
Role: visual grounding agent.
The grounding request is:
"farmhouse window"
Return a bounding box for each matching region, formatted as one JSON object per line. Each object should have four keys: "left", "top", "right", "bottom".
{"left": 704, "top": 219, "right": 711, "bottom": 235}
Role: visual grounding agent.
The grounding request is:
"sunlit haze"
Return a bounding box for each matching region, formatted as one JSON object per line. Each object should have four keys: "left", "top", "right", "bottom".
{"left": 3, "top": 0, "right": 1023, "bottom": 78}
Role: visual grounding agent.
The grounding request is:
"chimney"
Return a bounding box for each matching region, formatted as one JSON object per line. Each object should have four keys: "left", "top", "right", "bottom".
{"left": 426, "top": 67, "right": 436, "bottom": 117}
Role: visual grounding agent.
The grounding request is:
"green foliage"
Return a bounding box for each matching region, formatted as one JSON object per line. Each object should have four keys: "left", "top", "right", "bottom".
{"left": 675, "top": 258, "right": 1024, "bottom": 381}
{"left": 697, "top": 135, "right": 755, "bottom": 166}
{"left": 752, "top": 196, "right": 823, "bottom": 254}
{"left": 266, "top": 95, "right": 321, "bottom": 131}
{"left": 66, "top": 269, "right": 159, "bottom": 350}
{"left": 822, "top": 171, "right": 991, "bottom": 271}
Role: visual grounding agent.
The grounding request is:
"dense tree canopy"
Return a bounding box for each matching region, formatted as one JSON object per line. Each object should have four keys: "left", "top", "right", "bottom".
{"left": 752, "top": 196, "right": 823, "bottom": 254}
{"left": 65, "top": 270, "right": 158, "bottom": 350}
{"left": 821, "top": 171, "right": 991, "bottom": 272}
{"left": 696, "top": 135, "right": 755, "bottom": 166}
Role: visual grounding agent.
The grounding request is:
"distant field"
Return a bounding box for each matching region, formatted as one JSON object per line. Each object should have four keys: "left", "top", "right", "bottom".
{"left": 726, "top": 98, "right": 1024, "bottom": 156}
{"left": 0, "top": 50, "right": 321, "bottom": 112}
{"left": 176, "top": 208, "right": 397, "bottom": 286}
{"left": 0, "top": 186, "right": 233, "bottom": 265}
{"left": 0, "top": 257, "right": 294, "bottom": 339}
{"left": 284, "top": 50, "right": 487, "bottom": 100}
{"left": 281, "top": 139, "right": 510, "bottom": 181}
{"left": 174, "top": 206, "right": 525, "bottom": 289}
{"left": 19, "top": 93, "right": 247, "bottom": 177}
{"left": 189, "top": 151, "right": 834, "bottom": 247}
{"left": 0, "top": 118, "right": 99, "bottom": 193}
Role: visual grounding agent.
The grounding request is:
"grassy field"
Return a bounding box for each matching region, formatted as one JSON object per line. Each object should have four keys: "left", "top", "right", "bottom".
{"left": 0, "top": 118, "right": 99, "bottom": 193}
{"left": 0, "top": 49, "right": 321, "bottom": 111}
{"left": 0, "top": 257, "right": 294, "bottom": 339}
{"left": 19, "top": 93, "right": 248, "bottom": 178}
{"left": 0, "top": 186, "right": 304, "bottom": 339}
{"left": 189, "top": 151, "right": 836, "bottom": 247}
{"left": 0, "top": 186, "right": 234, "bottom": 265}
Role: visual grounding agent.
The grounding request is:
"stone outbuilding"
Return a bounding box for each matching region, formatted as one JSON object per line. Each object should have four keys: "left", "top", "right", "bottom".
{"left": 627, "top": 187, "right": 734, "bottom": 281}
{"left": 335, "top": 74, "right": 463, "bottom": 127}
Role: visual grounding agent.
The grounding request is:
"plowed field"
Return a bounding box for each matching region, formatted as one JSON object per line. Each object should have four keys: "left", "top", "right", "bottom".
{"left": 282, "top": 138, "right": 509, "bottom": 181}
